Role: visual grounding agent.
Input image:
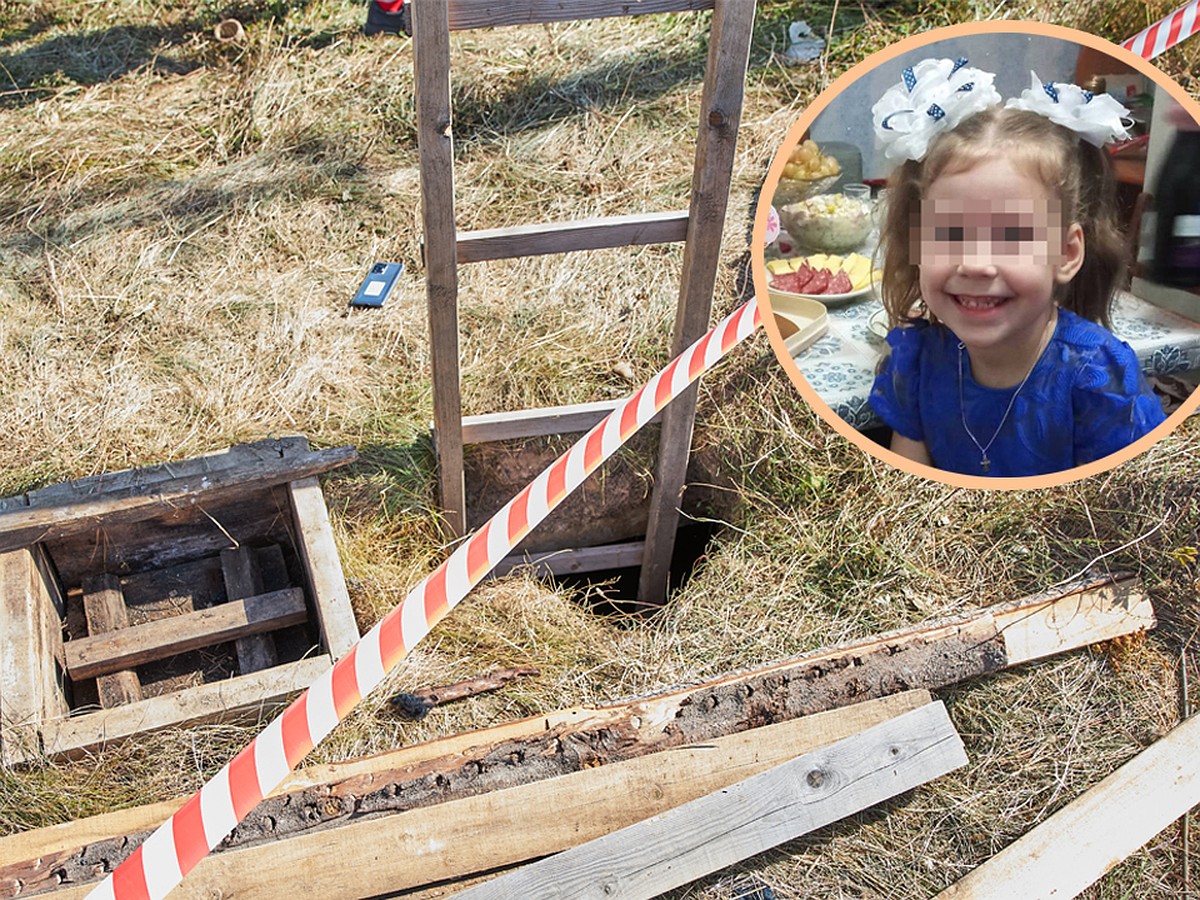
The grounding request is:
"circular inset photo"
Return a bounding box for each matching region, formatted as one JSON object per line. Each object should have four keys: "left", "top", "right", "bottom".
{"left": 754, "top": 22, "right": 1200, "bottom": 488}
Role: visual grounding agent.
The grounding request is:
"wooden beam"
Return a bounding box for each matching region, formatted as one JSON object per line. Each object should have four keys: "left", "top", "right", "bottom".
{"left": 63, "top": 588, "right": 307, "bottom": 680}
{"left": 0, "top": 446, "right": 356, "bottom": 554}
{"left": 638, "top": 0, "right": 755, "bottom": 605}
{"left": 41, "top": 655, "right": 331, "bottom": 758}
{"left": 455, "top": 210, "right": 689, "bottom": 263}
{"left": 445, "top": 0, "right": 715, "bottom": 30}
{"left": 414, "top": 0, "right": 467, "bottom": 537}
{"left": 491, "top": 539, "right": 645, "bottom": 578}
{"left": 454, "top": 701, "right": 967, "bottom": 900}
{"left": 935, "top": 711, "right": 1200, "bottom": 900}
{"left": 220, "top": 548, "right": 278, "bottom": 675}
{"left": 2, "top": 692, "right": 933, "bottom": 899}
{"left": 288, "top": 475, "right": 360, "bottom": 659}
{"left": 81, "top": 573, "right": 144, "bottom": 707}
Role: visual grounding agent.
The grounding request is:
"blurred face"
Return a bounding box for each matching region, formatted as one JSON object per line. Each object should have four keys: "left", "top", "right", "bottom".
{"left": 916, "top": 155, "right": 1084, "bottom": 358}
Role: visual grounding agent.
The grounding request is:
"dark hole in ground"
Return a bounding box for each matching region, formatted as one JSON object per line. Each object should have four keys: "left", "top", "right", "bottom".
{"left": 551, "top": 521, "right": 724, "bottom": 619}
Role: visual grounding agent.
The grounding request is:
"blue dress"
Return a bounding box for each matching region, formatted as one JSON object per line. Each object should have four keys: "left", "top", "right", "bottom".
{"left": 869, "top": 309, "right": 1167, "bottom": 476}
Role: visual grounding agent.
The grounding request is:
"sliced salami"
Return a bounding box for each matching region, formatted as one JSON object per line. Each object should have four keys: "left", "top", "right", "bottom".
{"left": 828, "top": 270, "right": 853, "bottom": 294}
{"left": 804, "top": 268, "right": 831, "bottom": 295}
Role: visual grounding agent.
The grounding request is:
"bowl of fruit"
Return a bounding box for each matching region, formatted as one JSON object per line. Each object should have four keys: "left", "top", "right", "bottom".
{"left": 778, "top": 193, "right": 873, "bottom": 255}
{"left": 766, "top": 252, "right": 879, "bottom": 308}
{"left": 773, "top": 139, "right": 841, "bottom": 208}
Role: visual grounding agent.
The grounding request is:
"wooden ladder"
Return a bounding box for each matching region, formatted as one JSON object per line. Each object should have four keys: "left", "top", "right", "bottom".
{"left": 413, "top": 0, "right": 755, "bottom": 603}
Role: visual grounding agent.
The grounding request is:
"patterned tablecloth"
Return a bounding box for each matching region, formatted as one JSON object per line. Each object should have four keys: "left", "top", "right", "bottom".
{"left": 789, "top": 290, "right": 1200, "bottom": 430}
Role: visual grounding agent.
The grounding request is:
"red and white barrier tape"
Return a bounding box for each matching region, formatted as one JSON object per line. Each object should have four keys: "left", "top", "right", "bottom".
{"left": 85, "top": 297, "right": 761, "bottom": 900}
{"left": 1121, "top": 1, "right": 1200, "bottom": 59}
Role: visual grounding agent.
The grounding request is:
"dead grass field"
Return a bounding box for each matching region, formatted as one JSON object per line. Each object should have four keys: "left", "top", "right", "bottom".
{"left": 0, "top": 1, "right": 1198, "bottom": 897}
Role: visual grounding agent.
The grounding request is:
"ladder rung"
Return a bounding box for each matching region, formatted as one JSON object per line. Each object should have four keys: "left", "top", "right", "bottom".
{"left": 460, "top": 399, "right": 663, "bottom": 444}
{"left": 491, "top": 540, "right": 646, "bottom": 579}
{"left": 447, "top": 0, "right": 715, "bottom": 31}
{"left": 457, "top": 210, "right": 689, "bottom": 263}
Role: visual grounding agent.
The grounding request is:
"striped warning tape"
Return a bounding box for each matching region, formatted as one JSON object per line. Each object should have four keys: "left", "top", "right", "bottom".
{"left": 85, "top": 296, "right": 761, "bottom": 900}
{"left": 1121, "top": 1, "right": 1200, "bottom": 59}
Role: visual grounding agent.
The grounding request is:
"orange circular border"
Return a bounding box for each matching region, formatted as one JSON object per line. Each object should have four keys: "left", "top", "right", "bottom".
{"left": 751, "top": 20, "right": 1200, "bottom": 490}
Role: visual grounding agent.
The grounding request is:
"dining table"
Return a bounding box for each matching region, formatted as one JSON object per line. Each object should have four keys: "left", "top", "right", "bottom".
{"left": 779, "top": 277, "right": 1200, "bottom": 431}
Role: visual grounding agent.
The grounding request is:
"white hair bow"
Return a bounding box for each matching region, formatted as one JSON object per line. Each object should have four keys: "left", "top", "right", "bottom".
{"left": 1004, "top": 71, "right": 1132, "bottom": 146}
{"left": 871, "top": 57, "right": 1003, "bottom": 162}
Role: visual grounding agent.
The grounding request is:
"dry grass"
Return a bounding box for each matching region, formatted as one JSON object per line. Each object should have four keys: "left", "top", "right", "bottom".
{"left": 1, "top": 1, "right": 1199, "bottom": 898}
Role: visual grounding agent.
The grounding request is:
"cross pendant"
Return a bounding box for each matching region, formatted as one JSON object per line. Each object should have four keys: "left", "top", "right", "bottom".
{"left": 980, "top": 455, "right": 991, "bottom": 474}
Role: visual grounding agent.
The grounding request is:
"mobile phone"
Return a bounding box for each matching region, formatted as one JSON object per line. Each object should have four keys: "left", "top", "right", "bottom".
{"left": 351, "top": 261, "right": 403, "bottom": 308}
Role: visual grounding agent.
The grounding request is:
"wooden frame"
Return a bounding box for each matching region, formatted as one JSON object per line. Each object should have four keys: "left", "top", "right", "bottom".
{"left": 0, "top": 437, "right": 360, "bottom": 763}
{"left": 414, "top": 1, "right": 755, "bottom": 603}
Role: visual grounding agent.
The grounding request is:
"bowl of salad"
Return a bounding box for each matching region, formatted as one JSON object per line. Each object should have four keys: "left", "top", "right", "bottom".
{"left": 779, "top": 193, "right": 872, "bottom": 254}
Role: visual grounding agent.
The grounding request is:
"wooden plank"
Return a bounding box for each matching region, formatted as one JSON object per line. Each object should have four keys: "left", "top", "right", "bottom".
{"left": 0, "top": 549, "right": 46, "bottom": 765}
{"left": 41, "top": 655, "right": 331, "bottom": 758}
{"left": 461, "top": 400, "right": 663, "bottom": 444}
{"left": 18, "top": 437, "right": 313, "bottom": 509}
{"left": 454, "top": 702, "right": 967, "bottom": 900}
{"left": 445, "top": 0, "right": 715, "bottom": 30}
{"left": 81, "top": 573, "right": 144, "bottom": 707}
{"left": 288, "top": 476, "right": 359, "bottom": 659}
{"left": 0, "top": 446, "right": 356, "bottom": 554}
{"left": 414, "top": 0, "right": 467, "bottom": 537}
{"left": 2, "top": 692, "right": 932, "bottom": 899}
{"left": 456, "top": 210, "right": 689, "bottom": 263}
{"left": 491, "top": 540, "right": 644, "bottom": 578}
{"left": 638, "top": 0, "right": 755, "bottom": 604}
{"left": 0, "top": 546, "right": 67, "bottom": 764}
{"left": 935, "top": 711, "right": 1200, "bottom": 900}
{"left": 30, "top": 544, "right": 69, "bottom": 722}
{"left": 220, "top": 548, "right": 278, "bottom": 674}
{"left": 63, "top": 588, "right": 307, "bottom": 680}
{"left": 993, "top": 575, "right": 1155, "bottom": 665}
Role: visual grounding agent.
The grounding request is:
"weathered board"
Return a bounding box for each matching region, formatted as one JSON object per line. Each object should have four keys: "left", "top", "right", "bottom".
{"left": 63, "top": 588, "right": 307, "bottom": 680}
{"left": 0, "top": 546, "right": 67, "bottom": 765}
{"left": 42, "top": 655, "right": 331, "bottom": 759}
{"left": 221, "top": 547, "right": 278, "bottom": 674}
{"left": 81, "top": 574, "right": 144, "bottom": 707}
{"left": 0, "top": 574, "right": 1153, "bottom": 890}
{"left": 638, "top": 0, "right": 755, "bottom": 603}
{"left": 0, "top": 446, "right": 355, "bottom": 554}
{"left": 456, "top": 211, "right": 690, "bottom": 263}
{"left": 444, "top": 0, "right": 716, "bottom": 30}
{"left": 452, "top": 702, "right": 967, "bottom": 899}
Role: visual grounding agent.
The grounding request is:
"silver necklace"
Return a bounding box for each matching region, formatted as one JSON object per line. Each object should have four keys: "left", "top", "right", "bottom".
{"left": 956, "top": 335, "right": 1049, "bottom": 475}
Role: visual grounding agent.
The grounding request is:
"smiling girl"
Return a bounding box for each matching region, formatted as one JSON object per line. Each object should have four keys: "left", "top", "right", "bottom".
{"left": 868, "top": 59, "right": 1166, "bottom": 477}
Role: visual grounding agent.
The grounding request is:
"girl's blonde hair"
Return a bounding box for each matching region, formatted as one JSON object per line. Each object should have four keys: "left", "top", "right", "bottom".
{"left": 878, "top": 105, "right": 1126, "bottom": 329}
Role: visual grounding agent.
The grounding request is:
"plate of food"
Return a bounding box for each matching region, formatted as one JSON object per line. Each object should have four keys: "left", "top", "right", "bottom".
{"left": 766, "top": 252, "right": 879, "bottom": 307}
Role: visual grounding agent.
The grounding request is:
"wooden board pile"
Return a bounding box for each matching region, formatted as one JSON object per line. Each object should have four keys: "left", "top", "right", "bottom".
{"left": 4, "top": 573, "right": 1190, "bottom": 899}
